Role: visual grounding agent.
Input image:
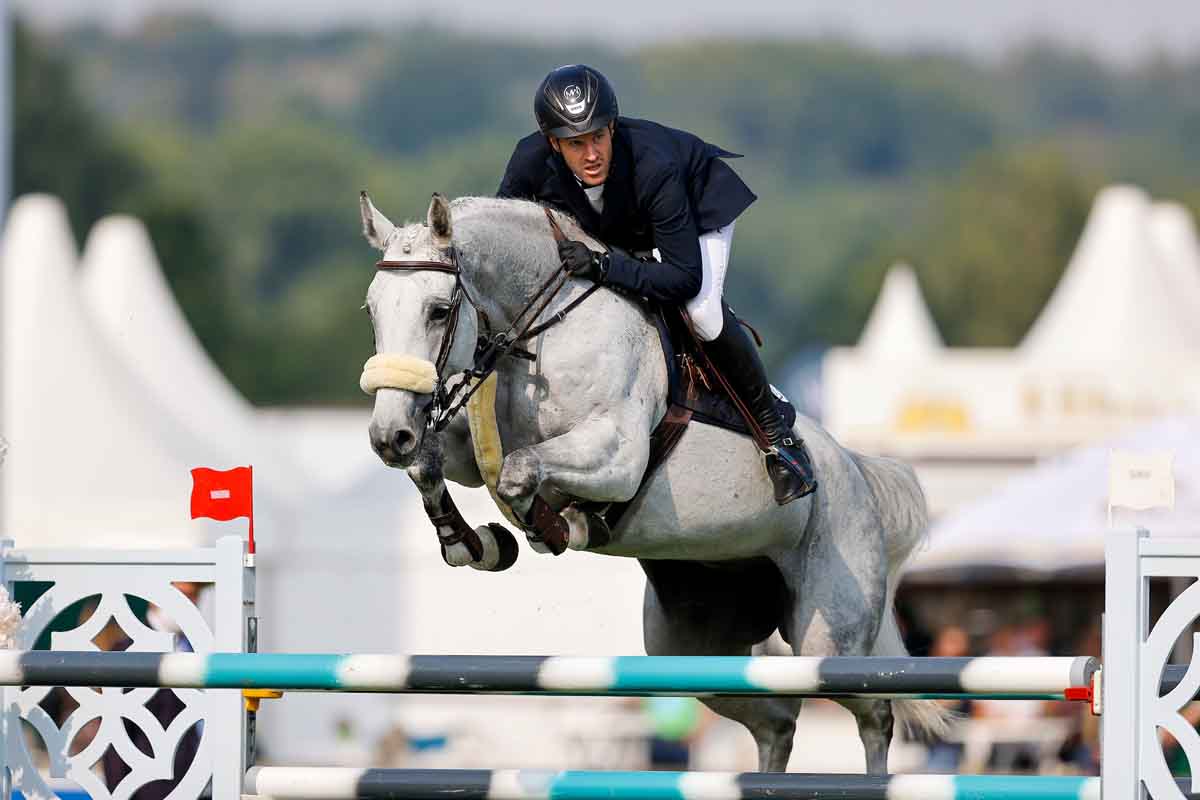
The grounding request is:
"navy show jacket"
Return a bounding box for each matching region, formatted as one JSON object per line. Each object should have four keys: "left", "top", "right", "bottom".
{"left": 496, "top": 117, "right": 757, "bottom": 304}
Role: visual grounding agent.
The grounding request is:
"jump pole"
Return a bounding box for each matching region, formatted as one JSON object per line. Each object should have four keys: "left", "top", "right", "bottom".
{"left": 0, "top": 652, "right": 1097, "bottom": 700}
{"left": 244, "top": 767, "right": 1116, "bottom": 800}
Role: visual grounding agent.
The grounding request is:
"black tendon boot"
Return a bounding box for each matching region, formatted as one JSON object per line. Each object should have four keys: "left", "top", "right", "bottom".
{"left": 701, "top": 303, "right": 817, "bottom": 505}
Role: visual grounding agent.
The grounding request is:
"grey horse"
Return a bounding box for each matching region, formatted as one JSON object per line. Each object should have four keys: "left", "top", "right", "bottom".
{"left": 359, "top": 192, "right": 948, "bottom": 773}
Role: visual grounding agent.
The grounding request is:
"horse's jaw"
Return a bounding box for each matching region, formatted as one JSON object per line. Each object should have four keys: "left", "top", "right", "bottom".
{"left": 368, "top": 388, "right": 431, "bottom": 468}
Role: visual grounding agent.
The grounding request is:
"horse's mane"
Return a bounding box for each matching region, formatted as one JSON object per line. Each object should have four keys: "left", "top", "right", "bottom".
{"left": 448, "top": 196, "right": 601, "bottom": 296}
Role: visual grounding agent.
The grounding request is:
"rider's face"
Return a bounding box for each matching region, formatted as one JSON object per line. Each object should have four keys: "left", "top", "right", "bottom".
{"left": 550, "top": 124, "right": 613, "bottom": 187}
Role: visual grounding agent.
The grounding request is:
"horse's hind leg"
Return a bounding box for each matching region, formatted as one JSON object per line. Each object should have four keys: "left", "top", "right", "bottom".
{"left": 641, "top": 559, "right": 801, "bottom": 772}
{"left": 839, "top": 698, "right": 894, "bottom": 775}
{"left": 779, "top": 513, "right": 893, "bottom": 774}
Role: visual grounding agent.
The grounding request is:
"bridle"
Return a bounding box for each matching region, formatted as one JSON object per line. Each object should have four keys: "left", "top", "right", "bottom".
{"left": 372, "top": 207, "right": 600, "bottom": 432}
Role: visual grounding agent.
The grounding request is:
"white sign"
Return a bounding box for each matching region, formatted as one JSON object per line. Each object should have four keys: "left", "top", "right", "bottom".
{"left": 1108, "top": 449, "right": 1175, "bottom": 527}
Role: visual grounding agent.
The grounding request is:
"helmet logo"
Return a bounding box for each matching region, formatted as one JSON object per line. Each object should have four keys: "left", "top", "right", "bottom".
{"left": 562, "top": 84, "right": 586, "bottom": 115}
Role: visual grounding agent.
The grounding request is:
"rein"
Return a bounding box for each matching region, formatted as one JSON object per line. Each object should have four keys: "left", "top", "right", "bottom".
{"left": 373, "top": 207, "right": 599, "bottom": 432}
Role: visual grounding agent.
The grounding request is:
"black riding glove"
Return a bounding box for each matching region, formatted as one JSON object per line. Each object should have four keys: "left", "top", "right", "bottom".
{"left": 558, "top": 240, "right": 609, "bottom": 284}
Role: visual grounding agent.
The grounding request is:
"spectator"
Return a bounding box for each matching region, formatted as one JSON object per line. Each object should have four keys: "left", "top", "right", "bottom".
{"left": 642, "top": 696, "right": 705, "bottom": 770}
{"left": 974, "top": 622, "right": 1052, "bottom": 772}
{"left": 924, "top": 625, "right": 972, "bottom": 773}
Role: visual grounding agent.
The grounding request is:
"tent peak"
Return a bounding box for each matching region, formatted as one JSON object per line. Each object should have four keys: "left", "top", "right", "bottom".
{"left": 1021, "top": 183, "right": 1200, "bottom": 361}
{"left": 858, "top": 262, "right": 943, "bottom": 358}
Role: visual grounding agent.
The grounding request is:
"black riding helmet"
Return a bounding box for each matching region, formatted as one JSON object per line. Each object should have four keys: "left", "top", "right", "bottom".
{"left": 534, "top": 65, "right": 619, "bottom": 139}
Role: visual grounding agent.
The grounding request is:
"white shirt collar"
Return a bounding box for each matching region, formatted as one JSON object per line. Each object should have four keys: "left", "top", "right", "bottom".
{"left": 579, "top": 179, "right": 605, "bottom": 214}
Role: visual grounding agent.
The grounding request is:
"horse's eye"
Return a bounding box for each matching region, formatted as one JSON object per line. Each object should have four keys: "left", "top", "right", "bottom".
{"left": 430, "top": 304, "right": 452, "bottom": 323}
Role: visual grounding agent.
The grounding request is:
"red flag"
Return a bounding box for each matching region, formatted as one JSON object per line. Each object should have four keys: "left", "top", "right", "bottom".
{"left": 190, "top": 466, "right": 255, "bottom": 553}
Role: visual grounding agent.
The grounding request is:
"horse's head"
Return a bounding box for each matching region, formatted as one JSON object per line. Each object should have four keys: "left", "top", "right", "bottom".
{"left": 359, "top": 192, "right": 479, "bottom": 467}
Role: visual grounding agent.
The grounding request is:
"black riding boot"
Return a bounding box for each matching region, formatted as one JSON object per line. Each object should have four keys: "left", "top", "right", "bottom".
{"left": 701, "top": 303, "right": 817, "bottom": 505}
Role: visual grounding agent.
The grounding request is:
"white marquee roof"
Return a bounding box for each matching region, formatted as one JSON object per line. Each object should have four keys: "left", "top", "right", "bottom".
{"left": 1, "top": 197, "right": 239, "bottom": 547}
{"left": 857, "top": 262, "right": 943, "bottom": 358}
{"left": 79, "top": 215, "right": 310, "bottom": 498}
{"left": 1021, "top": 185, "right": 1200, "bottom": 362}
{"left": 1148, "top": 201, "right": 1200, "bottom": 326}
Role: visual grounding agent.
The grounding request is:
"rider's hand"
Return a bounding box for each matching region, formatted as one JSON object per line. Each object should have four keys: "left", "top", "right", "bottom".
{"left": 558, "top": 240, "right": 609, "bottom": 283}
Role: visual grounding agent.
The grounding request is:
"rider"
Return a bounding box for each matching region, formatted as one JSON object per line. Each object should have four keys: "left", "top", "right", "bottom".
{"left": 497, "top": 65, "right": 817, "bottom": 505}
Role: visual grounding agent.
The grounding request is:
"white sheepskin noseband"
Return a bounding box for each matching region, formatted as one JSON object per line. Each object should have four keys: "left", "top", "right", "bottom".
{"left": 360, "top": 353, "right": 439, "bottom": 395}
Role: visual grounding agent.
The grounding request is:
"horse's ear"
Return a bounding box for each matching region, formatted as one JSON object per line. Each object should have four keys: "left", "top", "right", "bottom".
{"left": 360, "top": 190, "right": 396, "bottom": 252}
{"left": 428, "top": 193, "right": 452, "bottom": 242}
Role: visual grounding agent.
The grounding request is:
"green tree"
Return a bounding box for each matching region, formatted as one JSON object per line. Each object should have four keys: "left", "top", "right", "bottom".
{"left": 134, "top": 13, "right": 240, "bottom": 130}
{"left": 1004, "top": 43, "right": 1117, "bottom": 130}
{"left": 638, "top": 41, "right": 997, "bottom": 180}
{"left": 13, "top": 19, "right": 233, "bottom": 369}
{"left": 352, "top": 28, "right": 628, "bottom": 156}
{"left": 13, "top": 21, "right": 145, "bottom": 237}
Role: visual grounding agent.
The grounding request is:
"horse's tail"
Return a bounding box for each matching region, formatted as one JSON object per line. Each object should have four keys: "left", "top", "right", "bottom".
{"left": 850, "top": 451, "right": 952, "bottom": 739}
{"left": 848, "top": 451, "right": 929, "bottom": 569}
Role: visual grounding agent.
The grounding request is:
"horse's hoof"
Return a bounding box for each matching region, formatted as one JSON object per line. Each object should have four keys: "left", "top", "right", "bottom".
{"left": 456, "top": 523, "right": 519, "bottom": 572}
{"left": 526, "top": 535, "right": 553, "bottom": 555}
{"left": 473, "top": 523, "right": 519, "bottom": 571}
{"left": 563, "top": 505, "right": 612, "bottom": 551}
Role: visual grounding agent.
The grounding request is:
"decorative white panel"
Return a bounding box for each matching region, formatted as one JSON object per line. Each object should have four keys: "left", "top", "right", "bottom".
{"left": 0, "top": 537, "right": 250, "bottom": 800}
{"left": 1105, "top": 530, "right": 1200, "bottom": 800}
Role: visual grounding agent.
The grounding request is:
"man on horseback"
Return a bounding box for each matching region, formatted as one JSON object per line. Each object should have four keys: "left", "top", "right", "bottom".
{"left": 498, "top": 64, "right": 816, "bottom": 505}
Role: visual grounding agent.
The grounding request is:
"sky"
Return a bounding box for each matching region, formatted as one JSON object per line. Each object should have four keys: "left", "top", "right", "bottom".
{"left": 14, "top": 0, "right": 1200, "bottom": 64}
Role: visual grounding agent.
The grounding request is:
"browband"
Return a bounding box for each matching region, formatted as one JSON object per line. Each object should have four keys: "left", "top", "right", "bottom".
{"left": 376, "top": 260, "right": 458, "bottom": 273}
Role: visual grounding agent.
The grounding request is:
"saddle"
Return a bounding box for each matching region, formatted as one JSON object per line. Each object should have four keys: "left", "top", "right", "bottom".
{"left": 654, "top": 305, "right": 797, "bottom": 441}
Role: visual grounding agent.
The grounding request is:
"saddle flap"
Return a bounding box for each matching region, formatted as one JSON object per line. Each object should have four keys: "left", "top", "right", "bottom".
{"left": 651, "top": 306, "right": 796, "bottom": 437}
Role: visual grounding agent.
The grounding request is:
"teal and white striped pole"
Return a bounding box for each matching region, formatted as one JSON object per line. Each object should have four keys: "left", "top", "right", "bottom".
{"left": 244, "top": 767, "right": 1106, "bottom": 799}
{"left": 0, "top": 652, "right": 1097, "bottom": 699}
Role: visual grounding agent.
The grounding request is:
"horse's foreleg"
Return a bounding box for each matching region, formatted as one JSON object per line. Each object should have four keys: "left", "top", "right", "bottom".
{"left": 439, "top": 412, "right": 486, "bottom": 488}
{"left": 407, "top": 428, "right": 518, "bottom": 572}
{"left": 496, "top": 416, "right": 647, "bottom": 551}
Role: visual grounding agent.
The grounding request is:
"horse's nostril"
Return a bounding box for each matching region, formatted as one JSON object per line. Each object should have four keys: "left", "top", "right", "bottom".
{"left": 392, "top": 428, "right": 415, "bottom": 455}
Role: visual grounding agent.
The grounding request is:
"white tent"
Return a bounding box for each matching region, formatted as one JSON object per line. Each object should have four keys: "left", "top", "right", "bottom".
{"left": 0, "top": 196, "right": 244, "bottom": 548}
{"left": 1021, "top": 185, "right": 1200, "bottom": 361}
{"left": 857, "top": 262, "right": 943, "bottom": 357}
{"left": 254, "top": 407, "right": 382, "bottom": 492}
{"left": 1148, "top": 202, "right": 1200, "bottom": 325}
{"left": 79, "top": 216, "right": 311, "bottom": 498}
{"left": 908, "top": 415, "right": 1200, "bottom": 578}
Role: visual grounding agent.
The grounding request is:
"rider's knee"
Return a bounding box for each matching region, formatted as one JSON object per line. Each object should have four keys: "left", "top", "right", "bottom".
{"left": 687, "top": 297, "right": 724, "bottom": 341}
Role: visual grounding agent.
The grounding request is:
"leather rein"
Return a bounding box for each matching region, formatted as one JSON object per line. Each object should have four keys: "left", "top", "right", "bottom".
{"left": 375, "top": 207, "right": 600, "bottom": 432}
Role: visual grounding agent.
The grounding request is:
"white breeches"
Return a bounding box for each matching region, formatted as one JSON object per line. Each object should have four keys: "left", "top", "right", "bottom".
{"left": 685, "top": 221, "right": 735, "bottom": 342}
